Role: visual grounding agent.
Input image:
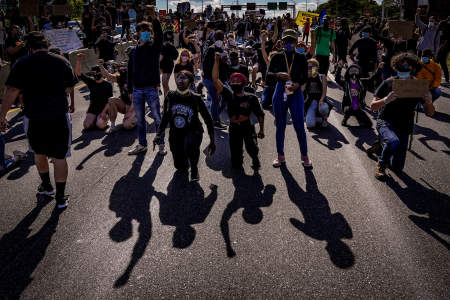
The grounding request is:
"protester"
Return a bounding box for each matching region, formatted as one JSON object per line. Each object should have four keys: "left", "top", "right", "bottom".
{"left": 154, "top": 71, "right": 216, "bottom": 181}
{"left": 416, "top": 48, "right": 442, "bottom": 102}
{"left": 312, "top": 16, "right": 335, "bottom": 87}
{"left": 302, "top": 19, "right": 311, "bottom": 44}
{"left": 267, "top": 29, "right": 312, "bottom": 168}
{"left": 334, "top": 18, "right": 351, "bottom": 69}
{"left": 436, "top": 19, "right": 449, "bottom": 83}
{"left": 0, "top": 132, "right": 26, "bottom": 176}
{"left": 160, "top": 29, "right": 179, "bottom": 97}
{"left": 369, "top": 53, "right": 435, "bottom": 180}
{"left": 75, "top": 54, "right": 112, "bottom": 130}
{"left": 174, "top": 49, "right": 195, "bottom": 78}
{"left": 415, "top": 9, "right": 440, "bottom": 57}
{"left": 213, "top": 52, "right": 265, "bottom": 169}
{"left": 349, "top": 26, "right": 378, "bottom": 77}
{"left": 5, "top": 25, "right": 27, "bottom": 66}
{"left": 120, "top": 4, "right": 130, "bottom": 40}
{"left": 0, "top": 32, "right": 78, "bottom": 208}
{"left": 95, "top": 28, "right": 116, "bottom": 61}
{"left": 127, "top": 8, "right": 166, "bottom": 156}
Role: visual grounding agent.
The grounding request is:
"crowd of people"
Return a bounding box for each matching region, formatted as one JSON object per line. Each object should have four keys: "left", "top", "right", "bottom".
{"left": 0, "top": 3, "right": 449, "bottom": 209}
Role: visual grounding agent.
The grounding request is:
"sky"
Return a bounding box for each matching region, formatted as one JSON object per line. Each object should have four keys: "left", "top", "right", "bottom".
{"left": 155, "top": 0, "right": 328, "bottom": 15}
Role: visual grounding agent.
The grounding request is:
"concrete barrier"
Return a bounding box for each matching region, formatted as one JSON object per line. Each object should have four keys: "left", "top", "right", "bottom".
{"left": 68, "top": 48, "right": 98, "bottom": 73}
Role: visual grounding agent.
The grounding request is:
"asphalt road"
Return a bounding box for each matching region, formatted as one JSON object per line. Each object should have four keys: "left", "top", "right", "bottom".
{"left": 0, "top": 72, "right": 449, "bottom": 299}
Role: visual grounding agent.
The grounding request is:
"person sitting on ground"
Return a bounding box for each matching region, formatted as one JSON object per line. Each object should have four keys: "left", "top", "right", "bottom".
{"left": 416, "top": 48, "right": 442, "bottom": 103}
{"left": 98, "top": 59, "right": 137, "bottom": 134}
{"left": 76, "top": 53, "right": 113, "bottom": 130}
{"left": 304, "top": 58, "right": 331, "bottom": 129}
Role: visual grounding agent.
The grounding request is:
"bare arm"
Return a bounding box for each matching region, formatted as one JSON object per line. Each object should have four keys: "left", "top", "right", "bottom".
{"left": 212, "top": 54, "right": 224, "bottom": 93}
{"left": 98, "top": 61, "right": 117, "bottom": 82}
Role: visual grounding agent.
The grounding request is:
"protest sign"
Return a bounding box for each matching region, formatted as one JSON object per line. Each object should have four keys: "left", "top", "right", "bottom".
{"left": 388, "top": 20, "right": 414, "bottom": 40}
{"left": 68, "top": 48, "right": 98, "bottom": 73}
{"left": 393, "top": 79, "right": 429, "bottom": 98}
{"left": 44, "top": 29, "right": 83, "bottom": 54}
{"left": 183, "top": 18, "right": 196, "bottom": 30}
{"left": 296, "top": 11, "right": 319, "bottom": 27}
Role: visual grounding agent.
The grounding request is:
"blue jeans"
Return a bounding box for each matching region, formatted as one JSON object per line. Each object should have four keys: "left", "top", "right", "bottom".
{"left": 203, "top": 78, "right": 220, "bottom": 122}
{"left": 133, "top": 87, "right": 164, "bottom": 147}
{"left": 272, "top": 82, "right": 308, "bottom": 157}
{"left": 305, "top": 99, "right": 330, "bottom": 128}
{"left": 262, "top": 85, "right": 275, "bottom": 107}
{"left": 376, "top": 120, "right": 409, "bottom": 172}
{"left": 431, "top": 87, "right": 441, "bottom": 102}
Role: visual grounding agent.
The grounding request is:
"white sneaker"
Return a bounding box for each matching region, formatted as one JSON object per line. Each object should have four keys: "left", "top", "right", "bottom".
{"left": 106, "top": 125, "right": 121, "bottom": 134}
{"left": 128, "top": 144, "right": 147, "bottom": 155}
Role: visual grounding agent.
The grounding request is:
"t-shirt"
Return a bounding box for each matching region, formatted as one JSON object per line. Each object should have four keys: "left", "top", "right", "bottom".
{"left": 349, "top": 37, "right": 378, "bottom": 63}
{"left": 221, "top": 86, "right": 264, "bottom": 121}
{"left": 267, "top": 51, "right": 308, "bottom": 86}
{"left": 95, "top": 39, "right": 116, "bottom": 61}
{"left": 5, "top": 35, "right": 27, "bottom": 66}
{"left": 160, "top": 42, "right": 179, "bottom": 73}
{"left": 80, "top": 74, "right": 113, "bottom": 116}
{"left": 314, "top": 27, "right": 336, "bottom": 56}
{"left": 374, "top": 78, "right": 424, "bottom": 134}
{"left": 174, "top": 62, "right": 194, "bottom": 75}
{"left": 5, "top": 51, "right": 78, "bottom": 120}
{"left": 160, "top": 92, "right": 214, "bottom": 137}
{"left": 349, "top": 81, "right": 360, "bottom": 110}
{"left": 306, "top": 75, "right": 323, "bottom": 101}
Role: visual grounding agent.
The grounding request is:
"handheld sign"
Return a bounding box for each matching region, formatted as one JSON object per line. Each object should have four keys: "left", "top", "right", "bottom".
{"left": 393, "top": 79, "right": 429, "bottom": 98}
{"left": 388, "top": 21, "right": 414, "bottom": 40}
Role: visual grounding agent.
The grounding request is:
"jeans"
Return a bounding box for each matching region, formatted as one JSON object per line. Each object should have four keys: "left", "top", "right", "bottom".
{"left": 203, "top": 78, "right": 220, "bottom": 122}
{"left": 431, "top": 87, "right": 442, "bottom": 102}
{"left": 262, "top": 85, "right": 275, "bottom": 107}
{"left": 376, "top": 120, "right": 409, "bottom": 172}
{"left": 229, "top": 121, "right": 259, "bottom": 167}
{"left": 272, "top": 82, "right": 308, "bottom": 157}
{"left": 133, "top": 87, "right": 164, "bottom": 147}
{"left": 305, "top": 100, "right": 330, "bottom": 128}
{"left": 169, "top": 130, "right": 202, "bottom": 171}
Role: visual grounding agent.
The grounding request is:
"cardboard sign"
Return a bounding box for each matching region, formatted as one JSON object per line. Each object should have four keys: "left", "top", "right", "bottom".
{"left": 296, "top": 11, "right": 319, "bottom": 27}
{"left": 393, "top": 79, "right": 429, "bottom": 98}
{"left": 68, "top": 48, "right": 98, "bottom": 73}
{"left": 52, "top": 5, "right": 72, "bottom": 16}
{"left": 19, "top": 0, "right": 40, "bottom": 16}
{"left": 388, "top": 20, "right": 414, "bottom": 40}
{"left": 44, "top": 29, "right": 83, "bottom": 53}
{"left": 183, "top": 18, "right": 196, "bottom": 30}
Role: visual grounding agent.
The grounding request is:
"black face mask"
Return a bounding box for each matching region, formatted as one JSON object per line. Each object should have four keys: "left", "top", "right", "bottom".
{"left": 94, "top": 73, "right": 103, "bottom": 81}
{"left": 230, "top": 84, "right": 244, "bottom": 94}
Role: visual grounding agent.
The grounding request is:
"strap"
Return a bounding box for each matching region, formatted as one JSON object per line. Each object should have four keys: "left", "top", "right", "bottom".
{"left": 283, "top": 52, "right": 294, "bottom": 74}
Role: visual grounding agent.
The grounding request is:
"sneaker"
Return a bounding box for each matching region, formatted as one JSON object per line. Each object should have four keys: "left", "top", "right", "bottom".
{"left": 341, "top": 119, "right": 348, "bottom": 127}
{"left": 375, "top": 162, "right": 387, "bottom": 180}
{"left": 128, "top": 144, "right": 147, "bottom": 155}
{"left": 106, "top": 125, "right": 121, "bottom": 134}
{"left": 191, "top": 168, "right": 200, "bottom": 182}
{"left": 56, "top": 195, "right": 69, "bottom": 209}
{"left": 158, "top": 144, "right": 167, "bottom": 156}
{"left": 38, "top": 183, "right": 55, "bottom": 196}
{"left": 214, "top": 121, "right": 227, "bottom": 130}
{"left": 272, "top": 156, "right": 286, "bottom": 168}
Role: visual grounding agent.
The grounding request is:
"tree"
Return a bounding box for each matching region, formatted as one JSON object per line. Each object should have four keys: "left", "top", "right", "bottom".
{"left": 317, "top": 0, "right": 382, "bottom": 21}
{"left": 67, "top": 0, "right": 84, "bottom": 19}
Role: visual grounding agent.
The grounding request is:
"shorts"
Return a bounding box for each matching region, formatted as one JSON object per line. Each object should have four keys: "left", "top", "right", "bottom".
{"left": 316, "top": 55, "right": 330, "bottom": 75}
{"left": 27, "top": 114, "right": 72, "bottom": 159}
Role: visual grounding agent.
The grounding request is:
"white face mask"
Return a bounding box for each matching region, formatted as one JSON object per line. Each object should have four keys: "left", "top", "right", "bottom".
{"left": 215, "top": 40, "right": 223, "bottom": 48}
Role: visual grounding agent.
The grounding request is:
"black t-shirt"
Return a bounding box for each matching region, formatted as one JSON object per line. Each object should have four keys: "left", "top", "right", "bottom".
{"left": 174, "top": 62, "right": 194, "bottom": 75}
{"left": 80, "top": 74, "right": 113, "bottom": 115}
{"left": 305, "top": 75, "right": 323, "bottom": 101}
{"left": 120, "top": 10, "right": 130, "bottom": 24}
{"left": 267, "top": 51, "right": 308, "bottom": 86}
{"left": 82, "top": 11, "right": 94, "bottom": 29}
{"left": 160, "top": 42, "right": 179, "bottom": 73}
{"left": 106, "top": 6, "right": 117, "bottom": 25}
{"left": 95, "top": 39, "right": 116, "bottom": 61}
{"left": 5, "top": 35, "right": 27, "bottom": 65}
{"left": 160, "top": 92, "right": 214, "bottom": 137}
{"left": 349, "top": 37, "right": 378, "bottom": 62}
{"left": 221, "top": 86, "right": 264, "bottom": 121}
{"left": 5, "top": 51, "right": 78, "bottom": 120}
{"left": 374, "top": 78, "right": 424, "bottom": 134}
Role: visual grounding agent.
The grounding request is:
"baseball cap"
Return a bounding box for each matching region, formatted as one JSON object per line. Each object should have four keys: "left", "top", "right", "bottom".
{"left": 281, "top": 29, "right": 298, "bottom": 41}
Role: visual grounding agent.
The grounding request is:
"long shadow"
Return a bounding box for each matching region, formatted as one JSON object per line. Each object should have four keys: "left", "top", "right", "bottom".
{"left": 72, "top": 130, "right": 106, "bottom": 151}
{"left": 204, "top": 130, "right": 231, "bottom": 172}
{"left": 309, "top": 123, "right": 349, "bottom": 150}
{"left": 281, "top": 166, "right": 355, "bottom": 269}
{"left": 0, "top": 196, "right": 63, "bottom": 299}
{"left": 6, "top": 153, "right": 35, "bottom": 181}
{"left": 220, "top": 170, "right": 276, "bottom": 257}
{"left": 326, "top": 96, "right": 344, "bottom": 115}
{"left": 414, "top": 124, "right": 450, "bottom": 154}
{"left": 76, "top": 129, "right": 136, "bottom": 170}
{"left": 431, "top": 111, "right": 450, "bottom": 124}
{"left": 347, "top": 126, "right": 378, "bottom": 153}
{"left": 155, "top": 171, "right": 218, "bottom": 249}
{"left": 109, "top": 154, "right": 163, "bottom": 288}
{"left": 386, "top": 172, "right": 450, "bottom": 250}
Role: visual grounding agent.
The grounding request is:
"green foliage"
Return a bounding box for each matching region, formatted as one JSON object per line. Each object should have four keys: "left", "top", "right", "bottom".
{"left": 317, "top": 0, "right": 383, "bottom": 21}
{"left": 67, "top": 0, "right": 84, "bottom": 19}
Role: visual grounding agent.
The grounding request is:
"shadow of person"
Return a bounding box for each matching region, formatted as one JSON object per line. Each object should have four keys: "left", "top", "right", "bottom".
{"left": 347, "top": 126, "right": 378, "bottom": 153}
{"left": 156, "top": 171, "right": 218, "bottom": 249}
{"left": 414, "top": 124, "right": 450, "bottom": 154}
{"left": 6, "top": 154, "right": 35, "bottom": 181}
{"left": 220, "top": 170, "right": 276, "bottom": 257}
{"left": 72, "top": 130, "right": 106, "bottom": 151}
{"left": 280, "top": 166, "right": 355, "bottom": 269}
{"left": 430, "top": 111, "right": 450, "bottom": 124}
{"left": 309, "top": 123, "right": 349, "bottom": 150}
{"left": 203, "top": 130, "right": 231, "bottom": 172}
{"left": 109, "top": 154, "right": 163, "bottom": 288}
{"left": 386, "top": 172, "right": 450, "bottom": 250}
{"left": 0, "top": 198, "right": 63, "bottom": 299}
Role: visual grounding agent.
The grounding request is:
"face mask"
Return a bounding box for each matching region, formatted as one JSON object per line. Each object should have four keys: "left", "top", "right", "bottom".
{"left": 421, "top": 57, "right": 430, "bottom": 64}
{"left": 362, "top": 32, "right": 369, "bottom": 38}
{"left": 230, "top": 84, "right": 244, "bottom": 94}
{"left": 215, "top": 40, "right": 223, "bottom": 48}
{"left": 176, "top": 88, "right": 190, "bottom": 95}
{"left": 181, "top": 55, "right": 189, "bottom": 63}
{"left": 94, "top": 73, "right": 103, "bottom": 81}
{"left": 296, "top": 48, "right": 305, "bottom": 54}
{"left": 397, "top": 71, "right": 410, "bottom": 79}
{"left": 140, "top": 31, "right": 151, "bottom": 42}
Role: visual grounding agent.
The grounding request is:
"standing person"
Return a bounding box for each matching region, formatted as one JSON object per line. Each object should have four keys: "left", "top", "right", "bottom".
{"left": 311, "top": 16, "right": 335, "bottom": 87}
{"left": 94, "top": 28, "right": 116, "bottom": 61}
{"left": 75, "top": 54, "right": 112, "bottom": 130}
{"left": 120, "top": 4, "right": 130, "bottom": 40}
{"left": 154, "top": 71, "right": 216, "bottom": 181}
{"left": 302, "top": 18, "right": 310, "bottom": 44}
{"left": 369, "top": 53, "right": 435, "bottom": 180}
{"left": 266, "top": 29, "right": 312, "bottom": 168}
{"left": 334, "top": 18, "right": 351, "bottom": 68}
{"left": 416, "top": 48, "right": 442, "bottom": 102}
{"left": 174, "top": 49, "right": 195, "bottom": 78}
{"left": 81, "top": 5, "right": 95, "bottom": 46}
{"left": 127, "top": 7, "right": 166, "bottom": 156}
{"left": 415, "top": 9, "right": 440, "bottom": 57}
{"left": 436, "top": 19, "right": 450, "bottom": 83}
{"left": 212, "top": 53, "right": 265, "bottom": 170}
{"left": 5, "top": 25, "right": 27, "bottom": 66}
{"left": 106, "top": 1, "right": 118, "bottom": 29}
{"left": 0, "top": 32, "right": 78, "bottom": 209}
{"left": 160, "top": 29, "right": 179, "bottom": 97}
{"left": 348, "top": 26, "right": 378, "bottom": 77}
